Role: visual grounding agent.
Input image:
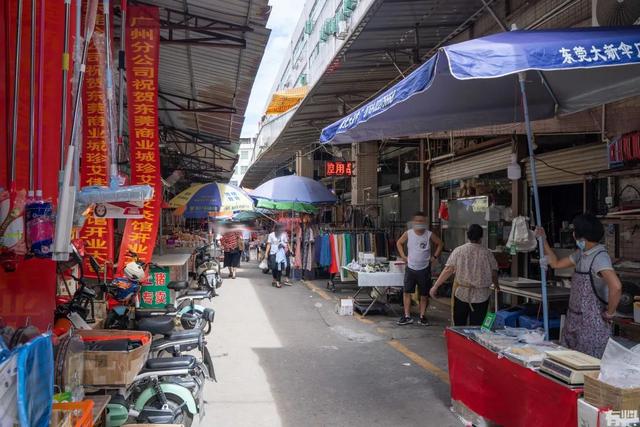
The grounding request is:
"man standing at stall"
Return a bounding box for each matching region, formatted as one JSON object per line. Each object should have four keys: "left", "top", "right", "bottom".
{"left": 430, "top": 224, "right": 499, "bottom": 326}
{"left": 396, "top": 211, "right": 443, "bottom": 325}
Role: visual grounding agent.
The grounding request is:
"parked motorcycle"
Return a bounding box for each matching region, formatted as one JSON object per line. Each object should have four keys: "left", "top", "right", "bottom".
{"left": 103, "top": 352, "right": 207, "bottom": 427}
{"left": 104, "top": 251, "right": 213, "bottom": 334}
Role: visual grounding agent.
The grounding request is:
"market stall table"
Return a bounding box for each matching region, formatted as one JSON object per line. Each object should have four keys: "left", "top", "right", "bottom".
{"left": 498, "top": 280, "right": 571, "bottom": 302}
{"left": 446, "top": 327, "right": 581, "bottom": 427}
{"left": 342, "top": 267, "right": 403, "bottom": 316}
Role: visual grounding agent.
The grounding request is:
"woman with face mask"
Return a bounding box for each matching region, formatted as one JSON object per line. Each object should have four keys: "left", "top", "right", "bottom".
{"left": 537, "top": 214, "right": 622, "bottom": 358}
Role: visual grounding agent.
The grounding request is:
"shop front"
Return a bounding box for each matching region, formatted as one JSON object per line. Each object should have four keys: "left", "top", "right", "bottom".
{"left": 320, "top": 26, "right": 640, "bottom": 427}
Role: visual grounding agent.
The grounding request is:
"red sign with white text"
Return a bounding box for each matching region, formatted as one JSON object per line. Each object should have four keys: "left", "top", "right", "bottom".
{"left": 117, "top": 5, "right": 161, "bottom": 273}
{"left": 79, "top": 2, "right": 114, "bottom": 277}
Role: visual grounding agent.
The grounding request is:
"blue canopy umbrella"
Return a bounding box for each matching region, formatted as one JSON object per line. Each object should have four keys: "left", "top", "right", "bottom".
{"left": 321, "top": 26, "right": 640, "bottom": 339}
{"left": 252, "top": 175, "right": 337, "bottom": 205}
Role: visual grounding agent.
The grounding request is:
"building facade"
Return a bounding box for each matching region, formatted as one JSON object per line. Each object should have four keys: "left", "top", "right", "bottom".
{"left": 230, "top": 137, "right": 256, "bottom": 187}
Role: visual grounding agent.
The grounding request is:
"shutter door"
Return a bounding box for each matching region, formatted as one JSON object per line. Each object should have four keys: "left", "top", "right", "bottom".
{"left": 430, "top": 146, "right": 511, "bottom": 185}
{"left": 525, "top": 143, "right": 607, "bottom": 187}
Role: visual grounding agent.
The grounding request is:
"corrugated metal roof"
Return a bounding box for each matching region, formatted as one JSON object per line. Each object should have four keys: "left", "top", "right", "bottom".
{"left": 143, "top": 0, "right": 270, "bottom": 182}
{"left": 242, "top": 0, "right": 495, "bottom": 188}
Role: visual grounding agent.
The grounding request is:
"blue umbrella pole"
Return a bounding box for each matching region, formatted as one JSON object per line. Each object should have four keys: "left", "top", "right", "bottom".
{"left": 518, "top": 72, "right": 550, "bottom": 340}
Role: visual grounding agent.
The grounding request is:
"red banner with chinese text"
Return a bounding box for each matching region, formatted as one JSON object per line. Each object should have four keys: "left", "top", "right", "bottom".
{"left": 117, "top": 5, "right": 161, "bottom": 273}
{"left": 79, "top": 2, "right": 114, "bottom": 277}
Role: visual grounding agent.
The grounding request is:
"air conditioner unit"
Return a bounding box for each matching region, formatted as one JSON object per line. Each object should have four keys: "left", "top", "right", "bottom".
{"left": 592, "top": 0, "right": 640, "bottom": 26}
{"left": 336, "top": 20, "right": 348, "bottom": 40}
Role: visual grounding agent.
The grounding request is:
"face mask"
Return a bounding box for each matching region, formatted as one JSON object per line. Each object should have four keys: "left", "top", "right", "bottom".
{"left": 413, "top": 224, "right": 427, "bottom": 231}
{"left": 576, "top": 239, "right": 587, "bottom": 251}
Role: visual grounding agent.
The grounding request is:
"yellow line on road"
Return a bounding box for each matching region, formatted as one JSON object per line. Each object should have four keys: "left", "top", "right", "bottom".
{"left": 387, "top": 340, "right": 450, "bottom": 384}
{"left": 303, "top": 280, "right": 333, "bottom": 301}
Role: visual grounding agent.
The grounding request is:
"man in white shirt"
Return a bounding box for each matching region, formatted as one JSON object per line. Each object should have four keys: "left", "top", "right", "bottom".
{"left": 396, "top": 211, "right": 443, "bottom": 326}
{"left": 265, "top": 223, "right": 288, "bottom": 288}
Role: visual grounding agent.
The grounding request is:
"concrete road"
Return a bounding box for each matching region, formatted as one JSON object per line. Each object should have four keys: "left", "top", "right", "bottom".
{"left": 201, "top": 262, "right": 460, "bottom": 427}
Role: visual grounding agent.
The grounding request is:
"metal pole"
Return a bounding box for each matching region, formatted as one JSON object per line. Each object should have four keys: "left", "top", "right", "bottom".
{"left": 29, "top": 0, "right": 36, "bottom": 193}
{"left": 60, "top": 0, "right": 71, "bottom": 177}
{"left": 10, "top": 0, "right": 24, "bottom": 182}
{"left": 518, "top": 72, "right": 550, "bottom": 340}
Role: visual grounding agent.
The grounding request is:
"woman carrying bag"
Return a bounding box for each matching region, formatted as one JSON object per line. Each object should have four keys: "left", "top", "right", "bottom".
{"left": 221, "top": 229, "right": 242, "bottom": 279}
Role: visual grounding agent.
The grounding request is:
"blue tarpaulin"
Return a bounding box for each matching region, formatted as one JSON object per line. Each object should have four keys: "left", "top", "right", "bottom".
{"left": 321, "top": 26, "right": 640, "bottom": 144}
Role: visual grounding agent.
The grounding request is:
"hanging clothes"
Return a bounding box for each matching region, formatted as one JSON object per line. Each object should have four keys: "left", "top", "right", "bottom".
{"left": 329, "top": 234, "right": 338, "bottom": 274}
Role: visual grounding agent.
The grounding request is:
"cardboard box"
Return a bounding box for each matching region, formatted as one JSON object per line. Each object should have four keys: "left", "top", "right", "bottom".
{"left": 337, "top": 298, "right": 353, "bottom": 316}
{"left": 584, "top": 371, "right": 640, "bottom": 411}
{"left": 578, "top": 398, "right": 640, "bottom": 427}
{"left": 78, "top": 329, "right": 151, "bottom": 387}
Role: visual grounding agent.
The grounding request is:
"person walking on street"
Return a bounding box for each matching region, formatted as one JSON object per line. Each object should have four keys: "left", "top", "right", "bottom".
{"left": 266, "top": 223, "right": 288, "bottom": 288}
{"left": 241, "top": 228, "right": 251, "bottom": 262}
{"left": 221, "top": 228, "right": 242, "bottom": 279}
{"left": 536, "top": 214, "right": 621, "bottom": 358}
{"left": 396, "top": 211, "right": 443, "bottom": 326}
{"left": 430, "top": 224, "right": 499, "bottom": 326}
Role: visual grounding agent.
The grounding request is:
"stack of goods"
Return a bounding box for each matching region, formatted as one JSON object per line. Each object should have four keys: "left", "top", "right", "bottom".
{"left": 164, "top": 229, "right": 207, "bottom": 248}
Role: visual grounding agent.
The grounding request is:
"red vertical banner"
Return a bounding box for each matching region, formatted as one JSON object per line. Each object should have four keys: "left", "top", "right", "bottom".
{"left": 117, "top": 5, "right": 161, "bottom": 272}
{"left": 79, "top": 2, "right": 114, "bottom": 275}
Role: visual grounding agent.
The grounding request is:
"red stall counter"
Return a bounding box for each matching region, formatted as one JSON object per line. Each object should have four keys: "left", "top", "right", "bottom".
{"left": 446, "top": 328, "right": 581, "bottom": 427}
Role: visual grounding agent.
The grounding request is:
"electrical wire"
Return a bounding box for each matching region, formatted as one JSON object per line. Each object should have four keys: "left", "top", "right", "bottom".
{"left": 620, "top": 184, "right": 640, "bottom": 199}
{"left": 535, "top": 157, "right": 583, "bottom": 176}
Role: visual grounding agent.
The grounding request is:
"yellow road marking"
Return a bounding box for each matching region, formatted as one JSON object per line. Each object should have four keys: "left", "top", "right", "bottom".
{"left": 355, "top": 314, "right": 374, "bottom": 324}
{"left": 387, "top": 340, "right": 450, "bottom": 384}
{"left": 303, "top": 280, "right": 333, "bottom": 301}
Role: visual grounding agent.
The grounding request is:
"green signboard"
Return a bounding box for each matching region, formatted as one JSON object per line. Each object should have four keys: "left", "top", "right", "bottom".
{"left": 140, "top": 266, "right": 171, "bottom": 308}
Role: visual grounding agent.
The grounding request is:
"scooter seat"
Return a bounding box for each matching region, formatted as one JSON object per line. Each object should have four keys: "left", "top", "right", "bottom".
{"left": 183, "top": 290, "right": 210, "bottom": 298}
{"left": 143, "top": 355, "right": 196, "bottom": 372}
{"left": 167, "top": 281, "right": 189, "bottom": 291}
{"left": 136, "top": 315, "right": 174, "bottom": 335}
{"left": 165, "top": 329, "right": 202, "bottom": 341}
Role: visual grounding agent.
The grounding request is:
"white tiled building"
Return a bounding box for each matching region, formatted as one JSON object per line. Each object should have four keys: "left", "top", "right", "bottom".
{"left": 229, "top": 137, "right": 256, "bottom": 187}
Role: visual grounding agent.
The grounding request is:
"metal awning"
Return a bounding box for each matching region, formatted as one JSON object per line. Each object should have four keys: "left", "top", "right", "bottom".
{"left": 132, "top": 0, "right": 271, "bottom": 183}
{"left": 241, "top": 0, "right": 498, "bottom": 188}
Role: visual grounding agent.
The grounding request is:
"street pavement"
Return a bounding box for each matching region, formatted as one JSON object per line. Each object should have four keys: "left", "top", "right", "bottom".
{"left": 201, "top": 261, "right": 461, "bottom": 427}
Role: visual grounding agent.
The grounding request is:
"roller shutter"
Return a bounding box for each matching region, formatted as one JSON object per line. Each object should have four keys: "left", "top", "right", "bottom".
{"left": 525, "top": 143, "right": 607, "bottom": 187}
{"left": 430, "top": 146, "right": 511, "bottom": 185}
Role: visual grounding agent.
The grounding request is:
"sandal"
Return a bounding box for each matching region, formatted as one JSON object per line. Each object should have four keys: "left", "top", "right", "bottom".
{"left": 276, "top": 282, "right": 282, "bottom": 288}
{"left": 271, "top": 281, "right": 277, "bottom": 287}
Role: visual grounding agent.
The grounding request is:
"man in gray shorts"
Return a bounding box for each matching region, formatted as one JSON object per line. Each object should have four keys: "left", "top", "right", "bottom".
{"left": 396, "top": 211, "right": 443, "bottom": 326}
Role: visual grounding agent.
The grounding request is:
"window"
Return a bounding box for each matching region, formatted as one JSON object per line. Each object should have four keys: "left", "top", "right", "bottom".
{"left": 240, "top": 150, "right": 249, "bottom": 160}
{"left": 310, "top": 42, "right": 320, "bottom": 64}
{"left": 240, "top": 166, "right": 248, "bottom": 174}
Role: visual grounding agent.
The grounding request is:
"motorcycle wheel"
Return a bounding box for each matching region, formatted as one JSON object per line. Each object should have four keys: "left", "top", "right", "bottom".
{"left": 143, "top": 393, "right": 194, "bottom": 427}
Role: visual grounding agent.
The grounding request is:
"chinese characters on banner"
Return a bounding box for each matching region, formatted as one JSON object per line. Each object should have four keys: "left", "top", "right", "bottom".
{"left": 79, "top": 2, "right": 114, "bottom": 277}
{"left": 559, "top": 41, "right": 640, "bottom": 64}
{"left": 117, "top": 6, "right": 161, "bottom": 273}
{"left": 325, "top": 161, "right": 354, "bottom": 177}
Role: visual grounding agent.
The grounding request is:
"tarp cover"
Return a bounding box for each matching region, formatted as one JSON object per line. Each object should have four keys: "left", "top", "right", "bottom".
{"left": 265, "top": 86, "right": 309, "bottom": 115}
{"left": 321, "top": 26, "right": 640, "bottom": 144}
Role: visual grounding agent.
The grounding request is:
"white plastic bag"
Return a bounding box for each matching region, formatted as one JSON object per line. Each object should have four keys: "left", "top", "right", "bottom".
{"left": 259, "top": 259, "right": 268, "bottom": 270}
{"left": 506, "top": 216, "right": 537, "bottom": 253}
{"left": 598, "top": 338, "right": 640, "bottom": 388}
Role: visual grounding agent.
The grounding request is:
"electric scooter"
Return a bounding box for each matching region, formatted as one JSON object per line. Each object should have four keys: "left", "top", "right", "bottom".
{"left": 104, "top": 353, "right": 207, "bottom": 427}
{"left": 104, "top": 251, "right": 213, "bottom": 334}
